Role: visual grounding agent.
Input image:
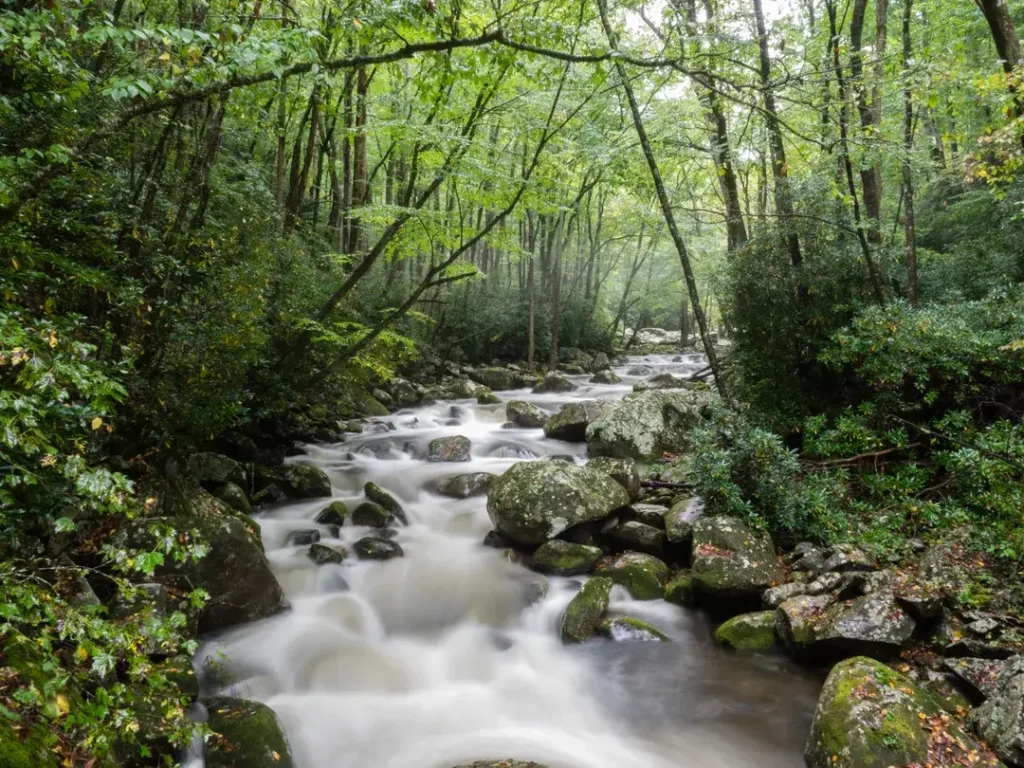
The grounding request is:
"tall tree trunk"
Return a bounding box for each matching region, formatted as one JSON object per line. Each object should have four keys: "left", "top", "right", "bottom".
{"left": 599, "top": 0, "right": 728, "bottom": 400}
{"left": 850, "top": 0, "right": 886, "bottom": 242}
{"left": 902, "top": 0, "right": 918, "bottom": 305}
{"left": 274, "top": 78, "right": 287, "bottom": 209}
{"left": 548, "top": 212, "right": 564, "bottom": 371}
{"left": 977, "top": 0, "right": 1024, "bottom": 117}
{"left": 527, "top": 211, "right": 536, "bottom": 370}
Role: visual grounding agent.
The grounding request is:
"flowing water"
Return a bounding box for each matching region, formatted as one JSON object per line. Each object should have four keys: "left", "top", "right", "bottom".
{"left": 196, "top": 354, "right": 822, "bottom": 768}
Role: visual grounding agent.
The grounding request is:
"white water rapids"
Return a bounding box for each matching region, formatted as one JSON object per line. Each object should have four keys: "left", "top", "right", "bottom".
{"left": 195, "top": 354, "right": 821, "bottom": 768}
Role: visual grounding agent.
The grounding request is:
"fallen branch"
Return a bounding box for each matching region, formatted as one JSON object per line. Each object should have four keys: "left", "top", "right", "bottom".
{"left": 804, "top": 443, "right": 921, "bottom": 467}
{"left": 641, "top": 480, "right": 691, "bottom": 490}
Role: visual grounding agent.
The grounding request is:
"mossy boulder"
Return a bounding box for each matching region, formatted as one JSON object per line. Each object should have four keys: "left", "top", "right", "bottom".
{"left": 585, "top": 389, "right": 714, "bottom": 461}
{"left": 804, "top": 657, "right": 1002, "bottom": 768}
{"left": 690, "top": 516, "right": 783, "bottom": 611}
{"left": 278, "top": 464, "right": 331, "bottom": 498}
{"left": 353, "top": 537, "right": 404, "bottom": 560}
{"left": 663, "top": 496, "right": 703, "bottom": 547}
{"left": 587, "top": 457, "right": 641, "bottom": 500}
{"left": 530, "top": 540, "right": 603, "bottom": 576}
{"left": 560, "top": 577, "right": 612, "bottom": 643}
{"left": 714, "top": 611, "right": 780, "bottom": 651}
{"left": 590, "top": 352, "right": 611, "bottom": 372}
{"left": 543, "top": 401, "right": 611, "bottom": 442}
{"left": 0, "top": 718, "right": 57, "bottom": 768}
{"left": 611, "top": 520, "right": 666, "bottom": 557}
{"left": 594, "top": 551, "right": 670, "bottom": 600}
{"left": 427, "top": 435, "right": 472, "bottom": 462}
{"left": 476, "top": 386, "right": 503, "bottom": 405}
{"left": 970, "top": 656, "right": 1024, "bottom": 766}
{"left": 590, "top": 370, "right": 622, "bottom": 384}
{"left": 471, "top": 367, "right": 518, "bottom": 391}
{"left": 364, "top": 481, "right": 407, "bottom": 524}
{"left": 205, "top": 696, "right": 295, "bottom": 768}
{"left": 665, "top": 570, "right": 695, "bottom": 606}
{"left": 505, "top": 400, "right": 549, "bottom": 428}
{"left": 532, "top": 373, "right": 576, "bottom": 394}
{"left": 486, "top": 461, "right": 629, "bottom": 546}
{"left": 215, "top": 481, "right": 251, "bottom": 514}
{"left": 437, "top": 472, "right": 495, "bottom": 498}
{"left": 188, "top": 452, "right": 245, "bottom": 487}
{"left": 308, "top": 542, "right": 347, "bottom": 565}
{"left": 352, "top": 502, "right": 392, "bottom": 528}
{"left": 597, "top": 616, "right": 669, "bottom": 642}
{"left": 315, "top": 501, "right": 347, "bottom": 527}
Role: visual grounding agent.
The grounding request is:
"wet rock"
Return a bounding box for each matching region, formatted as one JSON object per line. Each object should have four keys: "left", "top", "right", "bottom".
{"left": 632, "top": 372, "right": 688, "bottom": 392}
{"left": 590, "top": 369, "right": 622, "bottom": 384}
{"left": 358, "top": 393, "right": 390, "bottom": 417}
{"left": 543, "top": 401, "right": 610, "bottom": 442}
{"left": 279, "top": 464, "right": 332, "bottom": 498}
{"left": 205, "top": 696, "right": 295, "bottom": 768}
{"left": 763, "top": 582, "right": 808, "bottom": 609}
{"left": 823, "top": 545, "right": 875, "bottom": 573}
{"left": 215, "top": 481, "right": 251, "bottom": 515}
{"left": 188, "top": 452, "right": 246, "bottom": 489}
{"left": 441, "top": 379, "right": 478, "bottom": 399}
{"left": 804, "top": 656, "right": 1000, "bottom": 768}
{"left": 353, "top": 537, "right": 404, "bottom": 560}
{"left": 690, "top": 517, "right": 783, "bottom": 610}
{"left": 388, "top": 377, "right": 420, "bottom": 406}
{"left": 598, "top": 616, "right": 669, "bottom": 642}
{"left": 971, "top": 656, "right": 1024, "bottom": 765}
{"left": 665, "top": 571, "right": 695, "bottom": 606}
{"left": 625, "top": 503, "right": 668, "bottom": 529}
{"left": 452, "top": 761, "right": 550, "bottom": 768}
{"left": 482, "top": 530, "right": 507, "bottom": 548}
{"left": 251, "top": 483, "right": 287, "bottom": 506}
{"left": 560, "top": 363, "right": 587, "bottom": 375}
{"left": 626, "top": 364, "right": 655, "bottom": 376}
{"left": 594, "top": 551, "right": 670, "bottom": 600}
{"left": 663, "top": 496, "right": 703, "bottom": 549}
{"left": 532, "top": 373, "right": 576, "bottom": 394}
{"left": 438, "top": 472, "right": 495, "bottom": 498}
{"left": 612, "top": 521, "right": 666, "bottom": 557}
{"left": 475, "top": 386, "right": 502, "bottom": 405}
{"left": 944, "top": 657, "right": 1007, "bottom": 702}
{"left": 560, "top": 577, "right": 612, "bottom": 643}
{"left": 590, "top": 352, "right": 610, "bottom": 372}
{"left": 779, "top": 591, "right": 915, "bottom": 661}
{"left": 586, "top": 457, "right": 641, "bottom": 500}
{"left": 530, "top": 540, "right": 603, "bottom": 576}
{"left": 364, "top": 482, "right": 408, "bottom": 525}
{"left": 373, "top": 388, "right": 394, "bottom": 407}
{"left": 505, "top": 400, "right": 549, "bottom": 428}
{"left": 286, "top": 529, "right": 321, "bottom": 546}
{"left": 486, "top": 461, "right": 629, "bottom": 546}
{"left": 427, "top": 435, "right": 472, "bottom": 462}
{"left": 714, "top": 611, "right": 779, "bottom": 651}
{"left": 351, "top": 501, "right": 392, "bottom": 528}
{"left": 585, "top": 389, "right": 714, "bottom": 461}
{"left": 469, "top": 367, "right": 518, "bottom": 391}
{"left": 307, "top": 542, "right": 347, "bottom": 565}
{"left": 315, "top": 501, "right": 347, "bottom": 527}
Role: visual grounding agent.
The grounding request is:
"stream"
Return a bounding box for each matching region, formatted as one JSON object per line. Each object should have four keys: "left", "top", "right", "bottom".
{"left": 196, "top": 354, "right": 822, "bottom": 768}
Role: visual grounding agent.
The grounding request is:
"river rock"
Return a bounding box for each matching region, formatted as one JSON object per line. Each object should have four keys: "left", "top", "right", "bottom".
{"left": 364, "top": 482, "right": 408, "bottom": 524}
{"left": 590, "top": 369, "right": 622, "bottom": 384}
{"left": 505, "top": 400, "right": 549, "bottom": 428}
{"left": 533, "top": 373, "right": 575, "bottom": 394}
{"left": 611, "top": 521, "right": 666, "bottom": 557}
{"left": 286, "top": 529, "right": 321, "bottom": 546}
{"left": 215, "top": 481, "right": 251, "bottom": 515}
{"left": 665, "top": 571, "right": 695, "bottom": 606}
{"left": 690, "top": 517, "right": 783, "bottom": 610}
{"left": 590, "top": 352, "right": 610, "bottom": 372}
{"left": 626, "top": 503, "right": 668, "bottom": 529}
{"left": 351, "top": 501, "right": 392, "bottom": 528}
{"left": 476, "top": 386, "right": 502, "bottom": 405}
{"left": 315, "top": 501, "right": 347, "bottom": 527}
{"left": 353, "top": 537, "right": 404, "bottom": 560}
{"left": 944, "top": 657, "right": 1006, "bottom": 702}
{"left": 822, "top": 545, "right": 875, "bottom": 573}
{"left": 427, "top": 435, "right": 472, "bottom": 462}
{"left": 308, "top": 542, "right": 347, "bottom": 565}
{"left": 804, "top": 656, "right": 1001, "bottom": 768}
{"left": 470, "top": 367, "right": 518, "bottom": 391}
{"left": 714, "top": 611, "right": 779, "bottom": 651}
{"left": 663, "top": 496, "right": 703, "bottom": 548}
{"left": 626, "top": 364, "right": 655, "bottom": 376}
{"left": 278, "top": 464, "right": 332, "bottom": 498}
{"left": 970, "top": 656, "right": 1024, "bottom": 766}
{"left": 586, "top": 457, "right": 641, "bottom": 500}
{"left": 437, "top": 472, "right": 495, "bottom": 498}
{"left": 594, "top": 551, "right": 670, "bottom": 600}
{"left": 543, "top": 401, "right": 610, "bottom": 442}
{"left": 188, "top": 452, "right": 245, "bottom": 488}
{"left": 762, "top": 582, "right": 808, "bottom": 608}
{"left": 633, "top": 372, "right": 687, "bottom": 392}
{"left": 585, "top": 389, "right": 713, "bottom": 461}
{"left": 530, "top": 540, "right": 603, "bottom": 576}
{"left": 205, "top": 696, "right": 295, "bottom": 768}
{"left": 778, "top": 591, "right": 916, "bottom": 661}
{"left": 560, "top": 577, "right": 612, "bottom": 643}
{"left": 597, "top": 616, "right": 669, "bottom": 642}
{"left": 452, "top": 761, "right": 550, "bottom": 768}
{"left": 486, "top": 461, "right": 629, "bottom": 546}
{"left": 388, "top": 377, "right": 420, "bottom": 406}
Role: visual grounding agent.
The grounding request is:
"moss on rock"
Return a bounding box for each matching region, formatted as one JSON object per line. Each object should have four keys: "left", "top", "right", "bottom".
{"left": 586, "top": 456, "right": 641, "bottom": 500}
{"left": 665, "top": 571, "right": 695, "bottom": 606}
{"left": 594, "top": 551, "right": 670, "bottom": 600}
{"left": 560, "top": 577, "right": 612, "bottom": 643}
{"left": 585, "top": 389, "right": 714, "bottom": 460}
{"left": 597, "top": 616, "right": 669, "bottom": 642}
{"left": 714, "top": 611, "right": 779, "bottom": 651}
{"left": 315, "top": 501, "right": 347, "bottom": 527}
{"left": 543, "top": 401, "right": 611, "bottom": 442}
{"left": 205, "top": 696, "right": 294, "bottom": 768}
{"left": 690, "top": 516, "right": 783, "bottom": 609}
{"left": 363, "top": 482, "right": 407, "bottom": 524}
{"left": 505, "top": 401, "right": 549, "bottom": 428}
{"left": 530, "top": 540, "right": 602, "bottom": 576}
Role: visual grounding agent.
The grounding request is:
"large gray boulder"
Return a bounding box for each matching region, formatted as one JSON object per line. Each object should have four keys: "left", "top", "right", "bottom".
{"left": 427, "top": 435, "right": 472, "bottom": 462}
{"left": 276, "top": 464, "right": 331, "bottom": 498}
{"left": 506, "top": 401, "right": 549, "bottom": 428}
{"left": 436, "top": 472, "right": 495, "bottom": 498}
{"left": 585, "top": 389, "right": 713, "bottom": 460}
{"left": 805, "top": 657, "right": 1001, "bottom": 768}
{"left": 486, "top": 461, "right": 629, "bottom": 546}
{"left": 533, "top": 373, "right": 576, "bottom": 394}
{"left": 690, "top": 517, "right": 783, "bottom": 610}
{"left": 470, "top": 367, "right": 517, "bottom": 391}
{"left": 971, "top": 656, "right": 1024, "bottom": 766}
{"left": 188, "top": 452, "right": 245, "bottom": 487}
{"left": 543, "top": 401, "right": 611, "bottom": 442}
{"left": 586, "top": 457, "right": 641, "bottom": 500}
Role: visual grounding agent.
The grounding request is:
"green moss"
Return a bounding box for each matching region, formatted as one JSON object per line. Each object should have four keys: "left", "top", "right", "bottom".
{"left": 156, "top": 655, "right": 199, "bottom": 699}
{"left": 664, "top": 571, "right": 695, "bottom": 606}
{"left": 315, "top": 501, "right": 347, "bottom": 527}
{"left": 475, "top": 387, "right": 502, "bottom": 404}
{"left": 0, "top": 718, "right": 57, "bottom": 768}
{"left": 597, "top": 616, "right": 669, "bottom": 642}
{"left": 530, "top": 540, "right": 602, "bottom": 576}
{"left": 560, "top": 577, "right": 612, "bottom": 643}
{"left": 594, "top": 552, "right": 669, "bottom": 600}
{"left": 205, "top": 696, "right": 294, "bottom": 768}
{"left": 713, "top": 611, "right": 779, "bottom": 651}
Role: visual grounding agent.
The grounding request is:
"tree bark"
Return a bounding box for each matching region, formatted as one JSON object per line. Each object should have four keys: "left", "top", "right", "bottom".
{"left": 902, "top": 0, "right": 919, "bottom": 306}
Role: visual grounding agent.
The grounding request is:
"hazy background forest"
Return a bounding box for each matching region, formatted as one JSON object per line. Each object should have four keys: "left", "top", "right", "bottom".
{"left": 5, "top": 0, "right": 1024, "bottom": 764}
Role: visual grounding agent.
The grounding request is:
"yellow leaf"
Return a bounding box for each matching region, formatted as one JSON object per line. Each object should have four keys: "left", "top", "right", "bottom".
{"left": 48, "top": 330, "right": 58, "bottom": 348}
{"left": 159, "top": 51, "right": 171, "bottom": 62}
{"left": 352, "top": 17, "right": 362, "bottom": 28}
{"left": 91, "top": 417, "right": 103, "bottom": 430}
{"left": 273, "top": 752, "right": 281, "bottom": 761}
{"left": 56, "top": 693, "right": 69, "bottom": 715}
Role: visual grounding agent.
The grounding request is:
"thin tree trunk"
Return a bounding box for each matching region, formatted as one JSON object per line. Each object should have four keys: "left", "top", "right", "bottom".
{"left": 548, "top": 212, "right": 564, "bottom": 371}
{"left": 902, "top": 0, "right": 919, "bottom": 306}
{"left": 850, "top": 0, "right": 885, "bottom": 242}
{"left": 527, "top": 211, "right": 536, "bottom": 370}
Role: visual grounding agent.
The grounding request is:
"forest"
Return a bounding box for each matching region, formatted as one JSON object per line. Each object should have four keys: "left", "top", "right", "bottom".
{"left": 4, "top": 0, "right": 1024, "bottom": 766}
